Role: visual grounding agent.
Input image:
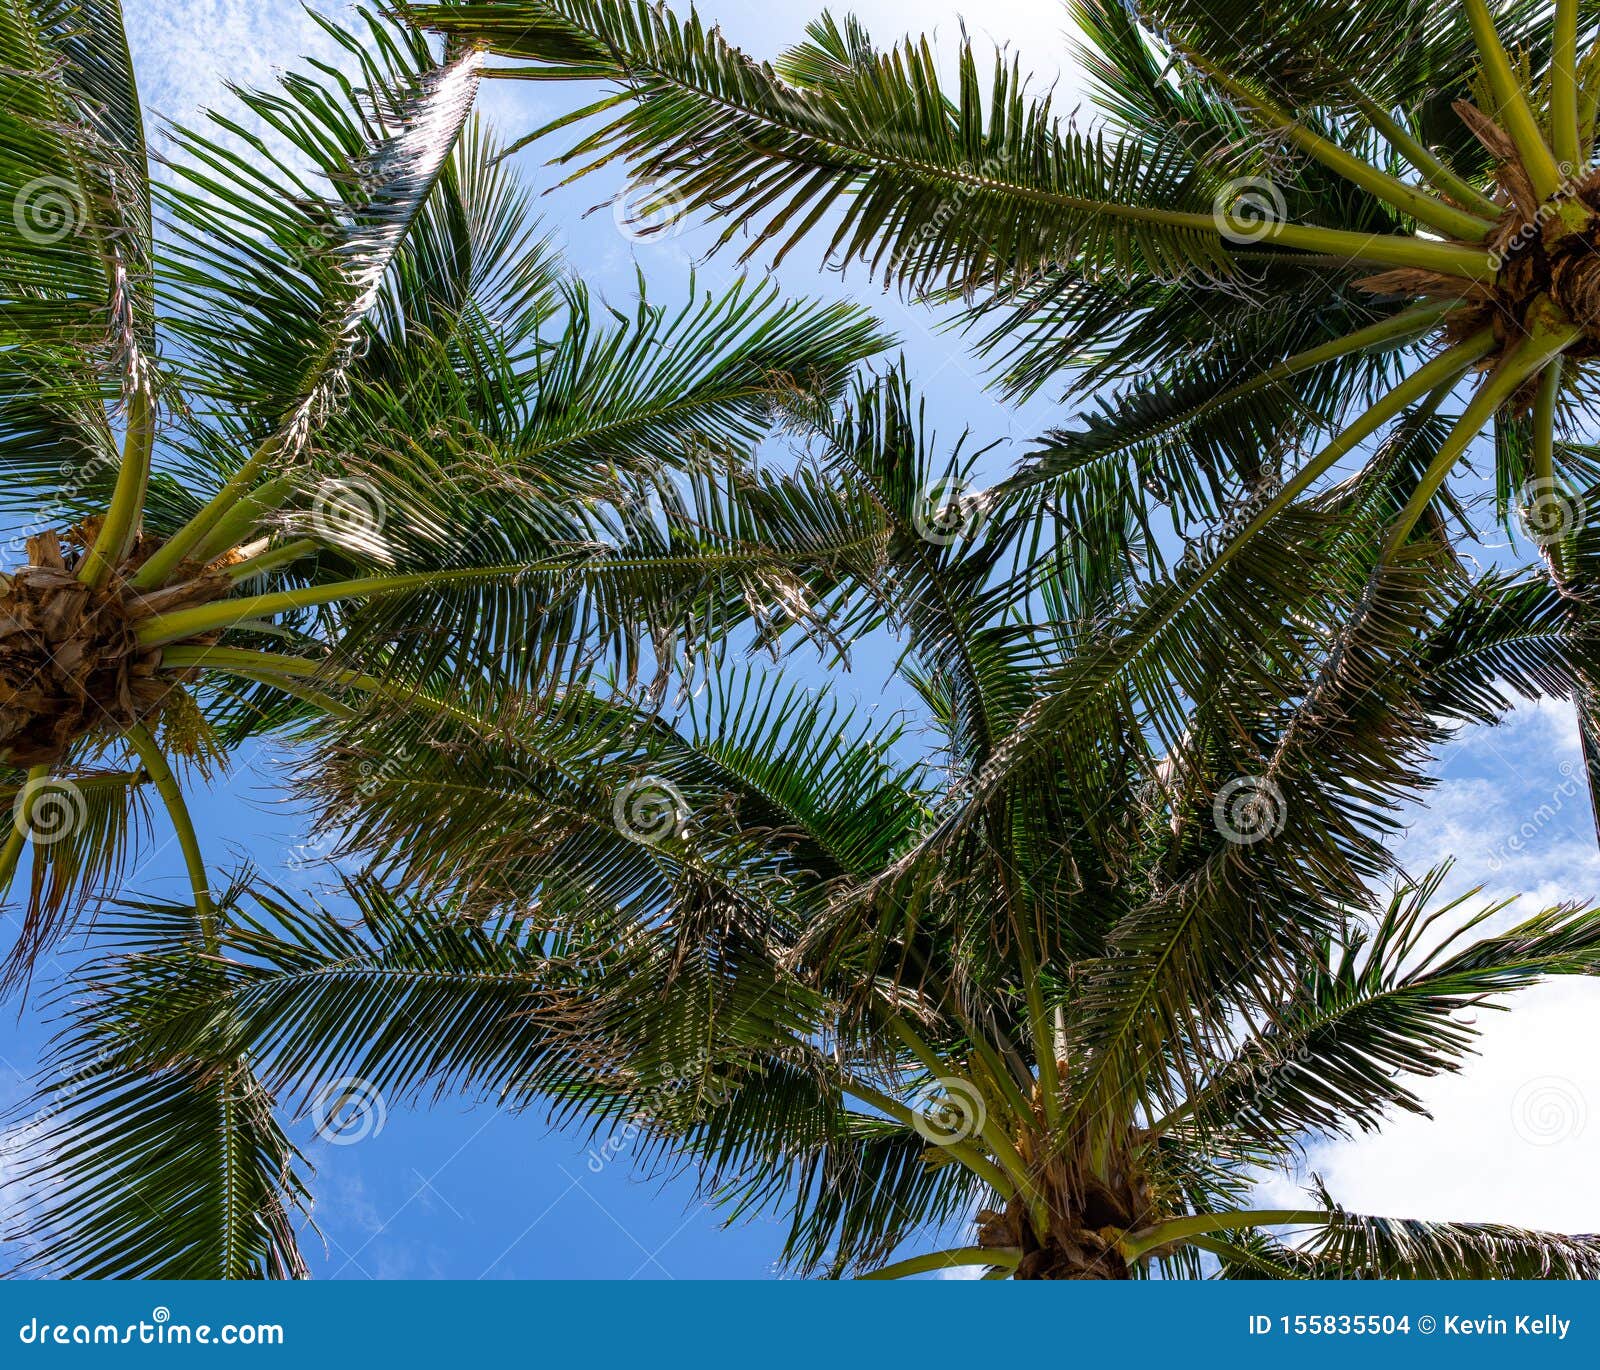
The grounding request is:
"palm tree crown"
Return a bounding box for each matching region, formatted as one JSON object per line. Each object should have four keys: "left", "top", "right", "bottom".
{"left": 8, "top": 0, "right": 1600, "bottom": 1280}
{"left": 1, "top": 1, "right": 885, "bottom": 1274}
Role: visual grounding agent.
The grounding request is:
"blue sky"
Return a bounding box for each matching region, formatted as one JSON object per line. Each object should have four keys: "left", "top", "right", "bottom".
{"left": 3, "top": 0, "right": 1599, "bottom": 1280}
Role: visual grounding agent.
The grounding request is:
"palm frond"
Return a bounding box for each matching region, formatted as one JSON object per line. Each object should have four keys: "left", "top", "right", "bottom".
{"left": 1176, "top": 868, "right": 1600, "bottom": 1148}
{"left": 4, "top": 896, "right": 309, "bottom": 1279}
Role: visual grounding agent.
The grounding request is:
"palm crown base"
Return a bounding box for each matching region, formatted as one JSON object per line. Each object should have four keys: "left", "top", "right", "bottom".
{"left": 1364, "top": 103, "right": 1600, "bottom": 404}
{"left": 0, "top": 528, "right": 226, "bottom": 768}
{"left": 978, "top": 1153, "right": 1159, "bottom": 1279}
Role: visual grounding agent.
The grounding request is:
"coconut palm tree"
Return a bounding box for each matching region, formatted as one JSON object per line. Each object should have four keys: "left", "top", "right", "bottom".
{"left": 0, "top": 0, "right": 887, "bottom": 978}
{"left": 13, "top": 353, "right": 1600, "bottom": 1278}
{"left": 12, "top": 0, "right": 1600, "bottom": 1283}
{"left": 415, "top": 0, "right": 1600, "bottom": 831}
{"left": 0, "top": 0, "right": 899, "bottom": 1276}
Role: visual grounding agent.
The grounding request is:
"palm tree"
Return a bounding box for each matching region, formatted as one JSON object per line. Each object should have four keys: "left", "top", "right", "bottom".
{"left": 0, "top": 1, "right": 885, "bottom": 976}
{"left": 11, "top": 0, "right": 1600, "bottom": 1282}
{"left": 13, "top": 354, "right": 1600, "bottom": 1277}
{"left": 417, "top": 0, "right": 1600, "bottom": 824}
{"left": 0, "top": 0, "right": 889, "bottom": 1274}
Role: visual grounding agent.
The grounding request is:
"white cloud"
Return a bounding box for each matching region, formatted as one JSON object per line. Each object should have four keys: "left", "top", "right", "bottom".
{"left": 1257, "top": 699, "right": 1600, "bottom": 1235}
{"left": 124, "top": 0, "right": 349, "bottom": 131}
{"left": 1258, "top": 978, "right": 1600, "bottom": 1232}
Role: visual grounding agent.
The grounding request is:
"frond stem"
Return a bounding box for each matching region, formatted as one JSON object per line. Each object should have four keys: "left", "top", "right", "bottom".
{"left": 1010, "top": 299, "right": 1461, "bottom": 500}
{"left": 78, "top": 384, "right": 155, "bottom": 589}
{"left": 1461, "top": 0, "right": 1564, "bottom": 197}
{"left": 839, "top": 1078, "right": 1017, "bottom": 1198}
{"left": 227, "top": 539, "right": 319, "bottom": 581}
{"left": 0, "top": 764, "right": 52, "bottom": 892}
{"left": 857, "top": 1246, "right": 1019, "bottom": 1280}
{"left": 1150, "top": 332, "right": 1495, "bottom": 629}
{"left": 1553, "top": 0, "right": 1582, "bottom": 170}
{"left": 128, "top": 438, "right": 282, "bottom": 590}
{"left": 1530, "top": 359, "right": 1573, "bottom": 581}
{"left": 1184, "top": 56, "right": 1493, "bottom": 238}
{"left": 887, "top": 1016, "right": 1044, "bottom": 1228}
{"left": 1121, "top": 1209, "right": 1330, "bottom": 1261}
{"left": 1384, "top": 326, "right": 1582, "bottom": 554}
{"left": 124, "top": 722, "right": 216, "bottom": 944}
{"left": 1349, "top": 93, "right": 1504, "bottom": 217}
{"left": 189, "top": 475, "right": 298, "bottom": 568}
